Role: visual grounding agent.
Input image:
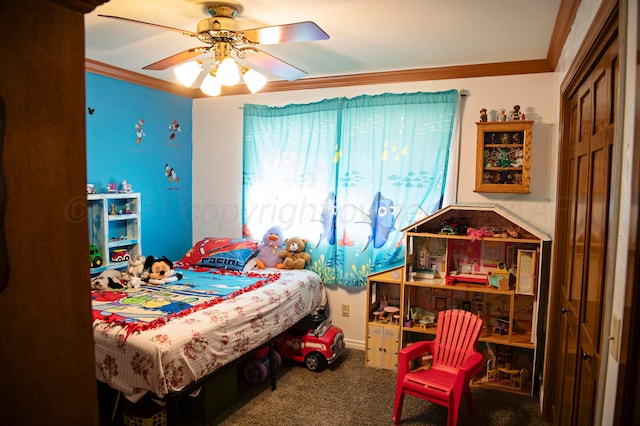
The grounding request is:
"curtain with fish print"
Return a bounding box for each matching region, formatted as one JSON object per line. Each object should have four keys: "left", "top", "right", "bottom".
{"left": 243, "top": 90, "right": 458, "bottom": 287}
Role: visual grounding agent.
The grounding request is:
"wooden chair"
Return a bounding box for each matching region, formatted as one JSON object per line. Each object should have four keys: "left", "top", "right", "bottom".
{"left": 392, "top": 309, "right": 484, "bottom": 426}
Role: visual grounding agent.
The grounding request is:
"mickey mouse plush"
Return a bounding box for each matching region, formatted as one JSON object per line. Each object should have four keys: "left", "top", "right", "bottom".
{"left": 142, "top": 256, "right": 183, "bottom": 285}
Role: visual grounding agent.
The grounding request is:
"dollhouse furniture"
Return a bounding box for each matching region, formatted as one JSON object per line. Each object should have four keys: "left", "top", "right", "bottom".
{"left": 392, "top": 309, "right": 484, "bottom": 426}
{"left": 485, "top": 359, "right": 498, "bottom": 383}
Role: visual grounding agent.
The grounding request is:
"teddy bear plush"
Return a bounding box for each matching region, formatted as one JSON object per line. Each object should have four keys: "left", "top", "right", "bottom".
{"left": 141, "top": 256, "right": 183, "bottom": 285}
{"left": 256, "top": 226, "right": 285, "bottom": 269}
{"left": 277, "top": 237, "right": 311, "bottom": 270}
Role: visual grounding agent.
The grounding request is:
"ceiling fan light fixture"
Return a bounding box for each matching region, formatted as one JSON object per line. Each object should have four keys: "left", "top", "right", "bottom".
{"left": 217, "top": 57, "right": 240, "bottom": 86}
{"left": 200, "top": 71, "right": 222, "bottom": 96}
{"left": 174, "top": 60, "right": 202, "bottom": 87}
{"left": 242, "top": 67, "right": 267, "bottom": 94}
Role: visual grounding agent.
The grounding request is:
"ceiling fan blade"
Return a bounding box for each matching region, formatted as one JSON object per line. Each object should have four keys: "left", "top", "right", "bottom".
{"left": 143, "top": 47, "right": 208, "bottom": 70}
{"left": 241, "top": 48, "right": 307, "bottom": 81}
{"left": 242, "top": 21, "right": 329, "bottom": 45}
{"left": 98, "top": 14, "right": 198, "bottom": 37}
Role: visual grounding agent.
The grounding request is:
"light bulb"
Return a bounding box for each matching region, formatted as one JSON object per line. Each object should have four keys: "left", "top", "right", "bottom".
{"left": 200, "top": 72, "right": 221, "bottom": 96}
{"left": 217, "top": 57, "right": 240, "bottom": 86}
{"left": 173, "top": 61, "right": 202, "bottom": 87}
{"left": 242, "top": 67, "right": 267, "bottom": 94}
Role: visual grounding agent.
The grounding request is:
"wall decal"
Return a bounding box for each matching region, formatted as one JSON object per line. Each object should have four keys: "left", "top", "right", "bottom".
{"left": 165, "top": 163, "right": 179, "bottom": 183}
{"left": 169, "top": 120, "right": 181, "bottom": 140}
{"left": 135, "top": 118, "right": 145, "bottom": 144}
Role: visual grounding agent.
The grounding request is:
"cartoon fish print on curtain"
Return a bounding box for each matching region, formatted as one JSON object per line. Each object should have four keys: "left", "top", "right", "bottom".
{"left": 242, "top": 90, "right": 458, "bottom": 287}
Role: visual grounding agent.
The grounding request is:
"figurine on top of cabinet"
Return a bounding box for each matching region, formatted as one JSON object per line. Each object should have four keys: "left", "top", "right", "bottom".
{"left": 479, "top": 108, "right": 488, "bottom": 122}
{"left": 120, "top": 179, "right": 133, "bottom": 193}
{"left": 497, "top": 109, "right": 507, "bottom": 121}
{"left": 510, "top": 105, "right": 526, "bottom": 121}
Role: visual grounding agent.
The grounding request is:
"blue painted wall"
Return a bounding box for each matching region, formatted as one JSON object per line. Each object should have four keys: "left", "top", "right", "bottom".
{"left": 86, "top": 73, "right": 193, "bottom": 261}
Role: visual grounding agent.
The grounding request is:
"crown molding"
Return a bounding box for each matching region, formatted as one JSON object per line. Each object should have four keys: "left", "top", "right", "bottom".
{"left": 85, "top": 59, "right": 197, "bottom": 98}
{"left": 86, "top": 58, "right": 553, "bottom": 98}
{"left": 547, "top": 0, "right": 582, "bottom": 68}
{"left": 85, "top": 0, "right": 575, "bottom": 98}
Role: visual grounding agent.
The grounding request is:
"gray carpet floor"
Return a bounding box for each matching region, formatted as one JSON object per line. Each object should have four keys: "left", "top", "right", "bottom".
{"left": 179, "top": 348, "right": 551, "bottom": 426}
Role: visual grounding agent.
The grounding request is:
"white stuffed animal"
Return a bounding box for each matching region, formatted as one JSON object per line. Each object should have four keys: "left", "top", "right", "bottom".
{"left": 91, "top": 269, "right": 126, "bottom": 290}
{"left": 122, "top": 254, "right": 146, "bottom": 288}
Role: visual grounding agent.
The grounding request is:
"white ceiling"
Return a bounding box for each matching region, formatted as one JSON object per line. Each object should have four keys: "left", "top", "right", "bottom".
{"left": 85, "top": 0, "right": 562, "bottom": 87}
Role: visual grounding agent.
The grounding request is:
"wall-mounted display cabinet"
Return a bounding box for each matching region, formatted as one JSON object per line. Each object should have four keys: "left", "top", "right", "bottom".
{"left": 88, "top": 192, "right": 141, "bottom": 275}
{"left": 475, "top": 121, "right": 533, "bottom": 194}
{"left": 365, "top": 204, "right": 551, "bottom": 396}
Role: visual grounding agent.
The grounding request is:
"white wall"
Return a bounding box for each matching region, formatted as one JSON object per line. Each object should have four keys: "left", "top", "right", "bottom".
{"left": 192, "top": 73, "right": 557, "bottom": 348}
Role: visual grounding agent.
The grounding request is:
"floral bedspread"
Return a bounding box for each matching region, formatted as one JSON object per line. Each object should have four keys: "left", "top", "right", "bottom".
{"left": 93, "top": 268, "right": 323, "bottom": 402}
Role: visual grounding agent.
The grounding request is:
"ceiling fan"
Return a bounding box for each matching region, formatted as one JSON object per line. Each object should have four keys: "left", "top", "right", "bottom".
{"left": 99, "top": 2, "right": 329, "bottom": 88}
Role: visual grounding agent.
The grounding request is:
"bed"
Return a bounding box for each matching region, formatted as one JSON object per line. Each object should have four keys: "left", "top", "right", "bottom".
{"left": 92, "top": 238, "right": 324, "bottom": 404}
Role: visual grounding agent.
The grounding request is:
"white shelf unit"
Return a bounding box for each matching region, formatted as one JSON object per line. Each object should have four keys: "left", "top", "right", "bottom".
{"left": 88, "top": 192, "right": 141, "bottom": 275}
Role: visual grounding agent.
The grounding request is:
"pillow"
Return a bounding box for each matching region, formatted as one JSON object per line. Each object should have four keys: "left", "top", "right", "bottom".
{"left": 177, "top": 237, "right": 258, "bottom": 271}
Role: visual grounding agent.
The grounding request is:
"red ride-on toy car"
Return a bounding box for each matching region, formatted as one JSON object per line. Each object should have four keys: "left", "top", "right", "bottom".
{"left": 276, "top": 312, "right": 345, "bottom": 372}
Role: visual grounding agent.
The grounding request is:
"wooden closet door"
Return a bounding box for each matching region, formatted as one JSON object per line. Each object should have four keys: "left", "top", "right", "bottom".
{"left": 551, "top": 22, "right": 618, "bottom": 426}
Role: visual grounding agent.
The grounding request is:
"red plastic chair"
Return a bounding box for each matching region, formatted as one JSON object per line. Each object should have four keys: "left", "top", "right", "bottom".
{"left": 392, "top": 309, "right": 484, "bottom": 425}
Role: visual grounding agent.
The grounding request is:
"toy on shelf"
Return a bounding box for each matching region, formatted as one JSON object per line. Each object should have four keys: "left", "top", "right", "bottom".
{"left": 445, "top": 271, "right": 489, "bottom": 286}
{"left": 106, "top": 183, "right": 117, "bottom": 193}
{"left": 86, "top": 184, "right": 96, "bottom": 194}
{"left": 89, "top": 245, "right": 103, "bottom": 268}
{"left": 120, "top": 179, "right": 132, "bottom": 193}
{"left": 509, "top": 104, "right": 525, "bottom": 121}
{"left": 494, "top": 317, "right": 509, "bottom": 335}
{"left": 111, "top": 248, "right": 130, "bottom": 263}
{"left": 488, "top": 262, "right": 511, "bottom": 290}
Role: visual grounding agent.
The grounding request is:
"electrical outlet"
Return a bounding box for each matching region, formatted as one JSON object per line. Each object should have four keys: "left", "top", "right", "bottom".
{"left": 341, "top": 303, "right": 350, "bottom": 317}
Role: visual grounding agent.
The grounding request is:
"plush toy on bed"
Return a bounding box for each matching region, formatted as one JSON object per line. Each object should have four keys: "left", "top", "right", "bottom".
{"left": 121, "top": 254, "right": 146, "bottom": 288}
{"left": 277, "top": 236, "right": 311, "bottom": 270}
{"left": 141, "top": 256, "right": 183, "bottom": 285}
{"left": 256, "top": 226, "right": 285, "bottom": 269}
{"left": 91, "top": 269, "right": 127, "bottom": 290}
